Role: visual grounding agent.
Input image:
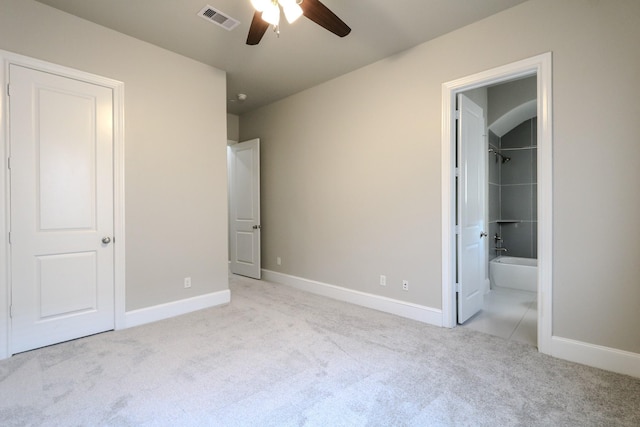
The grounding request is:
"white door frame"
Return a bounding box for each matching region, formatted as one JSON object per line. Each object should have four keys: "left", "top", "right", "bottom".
{"left": 0, "top": 50, "right": 126, "bottom": 359}
{"left": 441, "top": 53, "right": 553, "bottom": 354}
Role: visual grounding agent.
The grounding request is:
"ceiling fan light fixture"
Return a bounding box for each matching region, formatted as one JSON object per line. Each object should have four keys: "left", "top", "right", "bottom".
{"left": 261, "top": 2, "right": 280, "bottom": 26}
{"left": 250, "top": 0, "right": 270, "bottom": 12}
{"left": 280, "top": 0, "right": 303, "bottom": 23}
{"left": 246, "top": 0, "right": 350, "bottom": 46}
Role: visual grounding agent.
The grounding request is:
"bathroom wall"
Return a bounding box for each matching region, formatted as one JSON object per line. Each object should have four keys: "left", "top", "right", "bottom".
{"left": 487, "top": 78, "right": 537, "bottom": 126}
{"left": 487, "top": 75, "right": 538, "bottom": 261}
{"left": 496, "top": 118, "right": 538, "bottom": 258}
{"left": 488, "top": 130, "right": 501, "bottom": 261}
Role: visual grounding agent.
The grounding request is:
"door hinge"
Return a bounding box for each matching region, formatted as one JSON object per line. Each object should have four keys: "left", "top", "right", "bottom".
{"left": 9, "top": 303, "right": 12, "bottom": 318}
{"left": 454, "top": 167, "right": 459, "bottom": 177}
{"left": 455, "top": 109, "right": 460, "bottom": 120}
{"left": 455, "top": 225, "right": 461, "bottom": 235}
{"left": 6, "top": 84, "right": 10, "bottom": 97}
{"left": 8, "top": 231, "right": 10, "bottom": 244}
{"left": 7, "top": 157, "right": 11, "bottom": 170}
{"left": 455, "top": 282, "right": 461, "bottom": 293}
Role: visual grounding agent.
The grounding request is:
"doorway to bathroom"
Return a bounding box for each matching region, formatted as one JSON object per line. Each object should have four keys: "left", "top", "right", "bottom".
{"left": 441, "top": 53, "right": 553, "bottom": 354}
{"left": 465, "top": 77, "right": 538, "bottom": 345}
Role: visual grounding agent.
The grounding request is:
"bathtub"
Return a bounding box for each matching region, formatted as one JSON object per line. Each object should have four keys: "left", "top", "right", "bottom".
{"left": 489, "top": 256, "right": 538, "bottom": 292}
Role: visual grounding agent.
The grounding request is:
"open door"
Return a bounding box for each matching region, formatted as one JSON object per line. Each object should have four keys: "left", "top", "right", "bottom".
{"left": 457, "top": 94, "right": 487, "bottom": 323}
{"left": 228, "top": 139, "right": 261, "bottom": 279}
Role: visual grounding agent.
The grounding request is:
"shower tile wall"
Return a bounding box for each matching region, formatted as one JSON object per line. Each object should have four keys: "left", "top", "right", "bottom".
{"left": 488, "top": 131, "right": 501, "bottom": 261}
{"left": 491, "top": 118, "right": 537, "bottom": 259}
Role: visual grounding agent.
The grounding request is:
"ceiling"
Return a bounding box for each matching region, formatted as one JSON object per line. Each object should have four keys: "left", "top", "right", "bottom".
{"left": 35, "top": 0, "right": 528, "bottom": 115}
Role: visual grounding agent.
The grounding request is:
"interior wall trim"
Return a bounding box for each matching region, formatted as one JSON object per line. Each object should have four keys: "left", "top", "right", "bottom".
{"left": 550, "top": 336, "right": 640, "bottom": 379}
{"left": 124, "top": 290, "right": 231, "bottom": 329}
{"left": 262, "top": 270, "right": 443, "bottom": 327}
{"left": 262, "top": 270, "right": 640, "bottom": 378}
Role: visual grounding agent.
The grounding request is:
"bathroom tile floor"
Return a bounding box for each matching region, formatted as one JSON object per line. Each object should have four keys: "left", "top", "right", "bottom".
{"left": 461, "top": 287, "right": 538, "bottom": 347}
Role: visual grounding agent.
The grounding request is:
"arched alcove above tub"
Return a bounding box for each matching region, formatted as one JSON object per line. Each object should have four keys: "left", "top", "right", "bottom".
{"left": 487, "top": 75, "right": 537, "bottom": 137}
{"left": 489, "top": 99, "right": 537, "bottom": 137}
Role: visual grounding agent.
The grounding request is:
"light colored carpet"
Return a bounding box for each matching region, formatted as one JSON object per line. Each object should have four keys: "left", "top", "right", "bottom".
{"left": 1, "top": 274, "right": 639, "bottom": 426}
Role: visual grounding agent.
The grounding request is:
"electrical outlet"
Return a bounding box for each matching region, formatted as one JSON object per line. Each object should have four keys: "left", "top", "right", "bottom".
{"left": 380, "top": 275, "right": 386, "bottom": 286}
{"left": 184, "top": 277, "right": 191, "bottom": 288}
{"left": 402, "top": 280, "right": 409, "bottom": 291}
{"left": 277, "top": 256, "right": 282, "bottom": 266}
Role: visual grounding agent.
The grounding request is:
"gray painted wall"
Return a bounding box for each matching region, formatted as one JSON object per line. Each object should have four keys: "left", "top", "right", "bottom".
{"left": 0, "top": 0, "right": 229, "bottom": 311}
{"left": 241, "top": 0, "right": 640, "bottom": 354}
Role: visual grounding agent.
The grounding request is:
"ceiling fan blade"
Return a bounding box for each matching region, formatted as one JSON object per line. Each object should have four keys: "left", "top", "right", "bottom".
{"left": 300, "top": 0, "right": 351, "bottom": 37}
{"left": 246, "top": 11, "right": 270, "bottom": 45}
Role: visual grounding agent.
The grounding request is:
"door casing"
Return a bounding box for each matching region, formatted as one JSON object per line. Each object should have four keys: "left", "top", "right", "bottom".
{"left": 441, "top": 53, "right": 553, "bottom": 354}
{"left": 0, "top": 50, "right": 126, "bottom": 359}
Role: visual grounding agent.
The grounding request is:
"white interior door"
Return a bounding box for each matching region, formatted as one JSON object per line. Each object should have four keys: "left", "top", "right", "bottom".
{"left": 228, "top": 139, "right": 261, "bottom": 279}
{"left": 9, "top": 64, "right": 115, "bottom": 353}
{"left": 457, "top": 94, "right": 487, "bottom": 324}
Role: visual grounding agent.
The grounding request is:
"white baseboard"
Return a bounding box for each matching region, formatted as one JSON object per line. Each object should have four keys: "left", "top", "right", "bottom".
{"left": 124, "top": 290, "right": 230, "bottom": 329}
{"left": 262, "top": 269, "right": 442, "bottom": 327}
{"left": 261, "top": 270, "right": 640, "bottom": 378}
{"left": 550, "top": 336, "right": 640, "bottom": 378}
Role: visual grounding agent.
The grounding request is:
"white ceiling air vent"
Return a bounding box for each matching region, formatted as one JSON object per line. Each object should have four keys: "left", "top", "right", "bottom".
{"left": 198, "top": 5, "right": 240, "bottom": 31}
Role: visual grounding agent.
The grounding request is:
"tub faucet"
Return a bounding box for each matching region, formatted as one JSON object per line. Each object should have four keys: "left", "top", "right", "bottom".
{"left": 493, "top": 247, "right": 508, "bottom": 252}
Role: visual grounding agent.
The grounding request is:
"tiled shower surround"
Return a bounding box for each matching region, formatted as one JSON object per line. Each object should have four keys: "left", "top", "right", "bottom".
{"left": 488, "top": 118, "right": 537, "bottom": 260}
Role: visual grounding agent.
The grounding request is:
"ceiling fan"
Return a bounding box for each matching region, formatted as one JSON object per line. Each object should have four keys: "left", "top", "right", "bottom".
{"left": 246, "top": 0, "right": 351, "bottom": 45}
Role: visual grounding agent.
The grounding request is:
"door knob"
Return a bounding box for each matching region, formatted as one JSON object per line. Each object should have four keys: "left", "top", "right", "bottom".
{"left": 252, "top": 225, "right": 261, "bottom": 230}
{"left": 480, "top": 232, "right": 488, "bottom": 238}
{"left": 102, "top": 236, "right": 112, "bottom": 244}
